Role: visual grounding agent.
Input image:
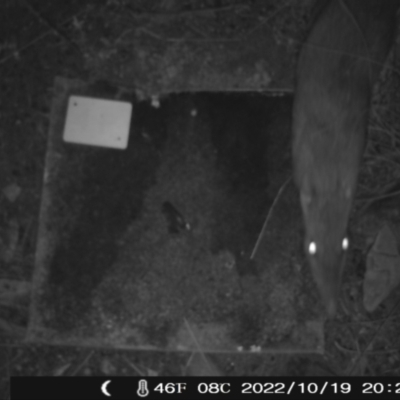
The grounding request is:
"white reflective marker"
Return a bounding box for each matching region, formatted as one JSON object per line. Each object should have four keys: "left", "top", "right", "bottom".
{"left": 63, "top": 95, "right": 132, "bottom": 149}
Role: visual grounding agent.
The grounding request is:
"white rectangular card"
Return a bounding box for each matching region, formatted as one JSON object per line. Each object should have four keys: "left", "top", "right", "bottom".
{"left": 63, "top": 95, "right": 132, "bottom": 149}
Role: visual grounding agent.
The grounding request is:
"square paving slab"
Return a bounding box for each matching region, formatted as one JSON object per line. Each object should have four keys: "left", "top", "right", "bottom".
{"left": 27, "top": 77, "right": 323, "bottom": 353}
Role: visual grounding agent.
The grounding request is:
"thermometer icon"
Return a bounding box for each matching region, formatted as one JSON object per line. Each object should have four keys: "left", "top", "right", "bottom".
{"left": 137, "top": 379, "right": 149, "bottom": 397}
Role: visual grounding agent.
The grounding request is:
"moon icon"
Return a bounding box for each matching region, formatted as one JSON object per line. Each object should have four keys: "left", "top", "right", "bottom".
{"left": 101, "top": 380, "right": 112, "bottom": 397}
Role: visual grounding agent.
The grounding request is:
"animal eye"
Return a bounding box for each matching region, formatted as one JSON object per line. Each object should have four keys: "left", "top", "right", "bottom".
{"left": 308, "top": 241, "right": 317, "bottom": 255}
{"left": 342, "top": 237, "right": 349, "bottom": 251}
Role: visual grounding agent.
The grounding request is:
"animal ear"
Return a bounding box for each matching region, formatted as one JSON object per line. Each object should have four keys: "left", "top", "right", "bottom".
{"left": 300, "top": 190, "right": 312, "bottom": 208}
{"left": 298, "top": 173, "right": 312, "bottom": 207}
{"left": 344, "top": 183, "right": 352, "bottom": 199}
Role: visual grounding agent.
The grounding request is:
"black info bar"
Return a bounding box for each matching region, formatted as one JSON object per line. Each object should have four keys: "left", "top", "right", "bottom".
{"left": 10, "top": 376, "right": 400, "bottom": 399}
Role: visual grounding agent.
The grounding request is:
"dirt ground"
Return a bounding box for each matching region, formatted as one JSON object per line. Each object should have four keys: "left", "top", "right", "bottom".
{"left": 1, "top": 1, "right": 400, "bottom": 399}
